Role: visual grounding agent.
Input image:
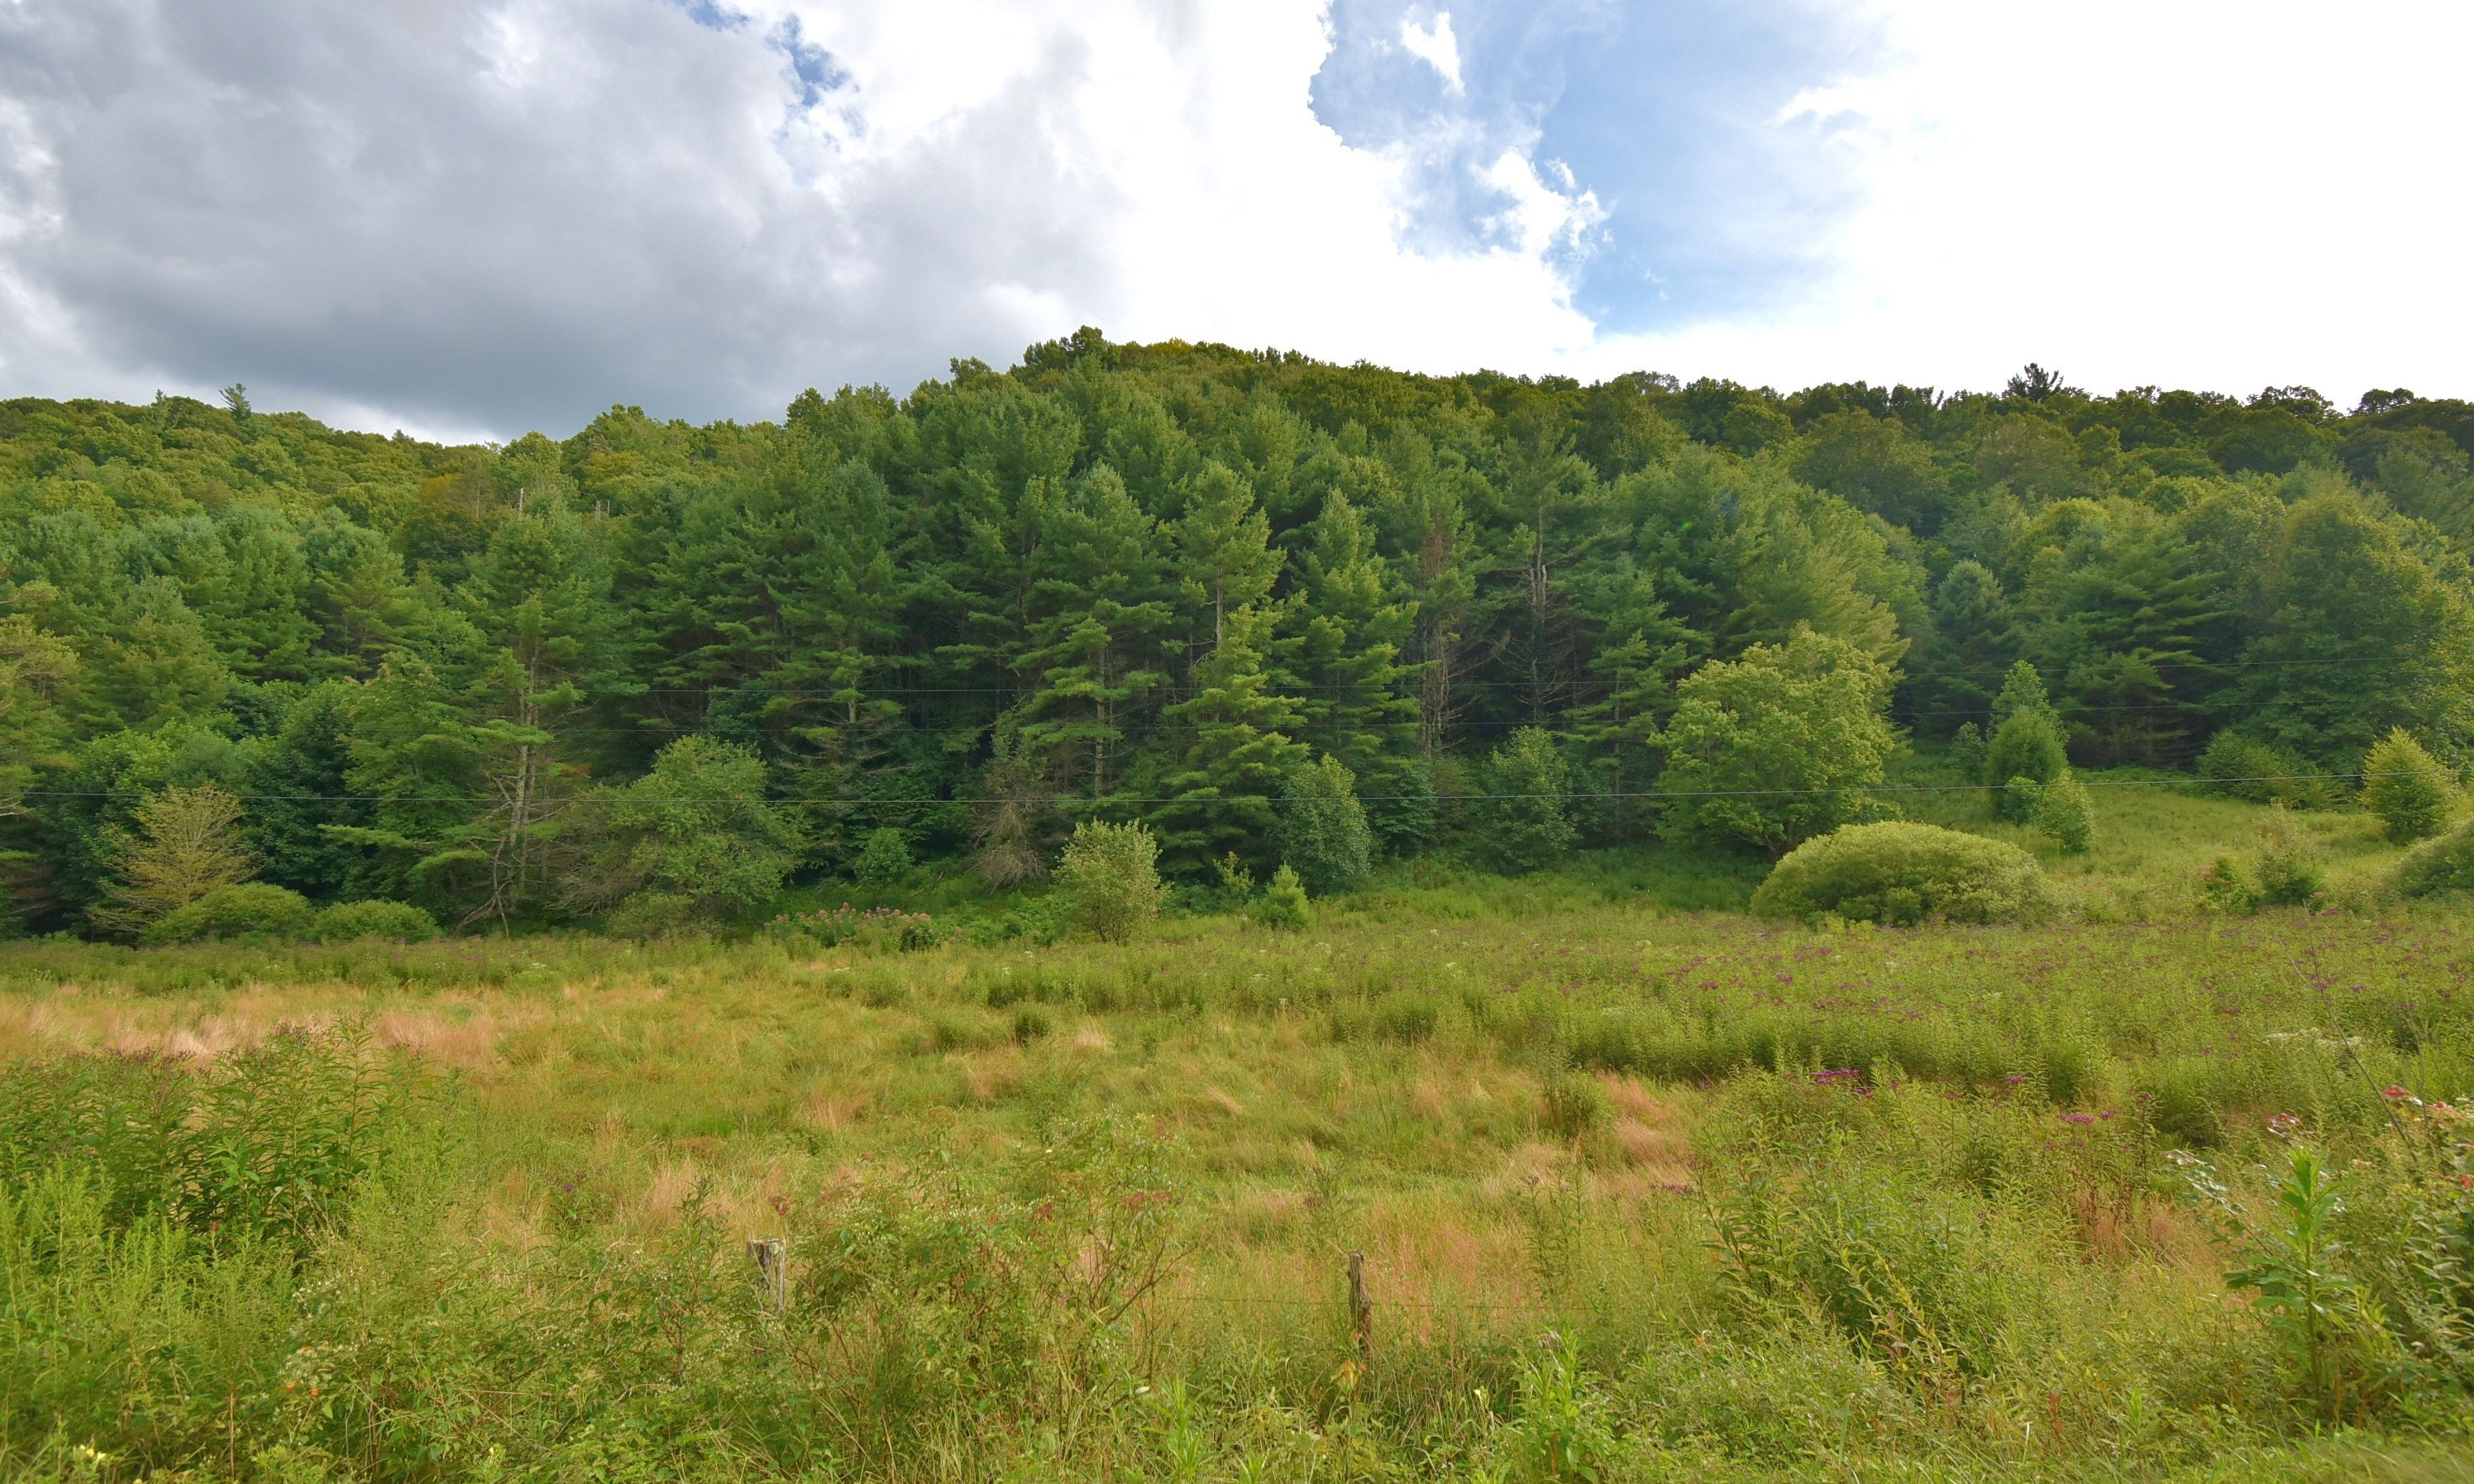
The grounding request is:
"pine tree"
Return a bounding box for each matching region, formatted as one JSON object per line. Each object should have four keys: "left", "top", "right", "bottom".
{"left": 456, "top": 500, "right": 630, "bottom": 927}
{"left": 1173, "top": 461, "right": 1280, "bottom": 656}
{"left": 1015, "top": 466, "right": 1177, "bottom": 801}
{"left": 1282, "top": 490, "right": 1426, "bottom": 849}
{"left": 1149, "top": 604, "right": 1304, "bottom": 875}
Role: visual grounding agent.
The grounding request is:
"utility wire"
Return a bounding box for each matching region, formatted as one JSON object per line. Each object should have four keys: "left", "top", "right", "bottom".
{"left": 17, "top": 770, "right": 2440, "bottom": 808}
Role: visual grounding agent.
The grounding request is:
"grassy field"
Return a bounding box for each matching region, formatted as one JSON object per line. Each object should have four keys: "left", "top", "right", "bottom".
{"left": 11, "top": 783, "right": 2474, "bottom": 1482}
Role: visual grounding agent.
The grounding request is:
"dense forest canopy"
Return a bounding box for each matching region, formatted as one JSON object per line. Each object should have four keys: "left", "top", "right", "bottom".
{"left": 5, "top": 332, "right": 2472, "bottom": 934}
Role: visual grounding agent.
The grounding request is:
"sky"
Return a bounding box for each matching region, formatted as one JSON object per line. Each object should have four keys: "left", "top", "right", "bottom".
{"left": 0, "top": 0, "right": 2467, "bottom": 441}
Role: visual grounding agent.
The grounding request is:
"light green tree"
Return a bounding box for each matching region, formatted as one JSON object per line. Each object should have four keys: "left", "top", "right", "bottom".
{"left": 1055, "top": 819, "right": 1165, "bottom": 944}
{"left": 1657, "top": 627, "right": 1897, "bottom": 858}
{"left": 573, "top": 737, "right": 803, "bottom": 926}
{"left": 2362, "top": 728, "right": 2451, "bottom": 843}
{"left": 89, "top": 784, "right": 257, "bottom": 938}
{"left": 1273, "top": 753, "right": 1372, "bottom": 896}
{"left": 1473, "top": 727, "right": 1578, "bottom": 874}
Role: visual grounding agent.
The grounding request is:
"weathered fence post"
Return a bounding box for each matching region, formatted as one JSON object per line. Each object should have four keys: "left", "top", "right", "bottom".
{"left": 748, "top": 1237, "right": 786, "bottom": 1311}
{"left": 1348, "top": 1249, "right": 1372, "bottom": 1362}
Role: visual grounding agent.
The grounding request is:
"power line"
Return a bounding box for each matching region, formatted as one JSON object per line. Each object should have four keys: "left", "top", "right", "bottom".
{"left": 17, "top": 770, "right": 2431, "bottom": 809}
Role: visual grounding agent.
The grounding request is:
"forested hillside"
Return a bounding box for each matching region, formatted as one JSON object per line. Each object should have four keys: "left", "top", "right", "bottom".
{"left": 4, "top": 332, "right": 2472, "bottom": 935}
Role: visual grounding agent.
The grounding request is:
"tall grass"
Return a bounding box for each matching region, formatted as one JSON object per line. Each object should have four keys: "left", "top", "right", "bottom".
{"left": 8, "top": 899, "right": 2474, "bottom": 1478}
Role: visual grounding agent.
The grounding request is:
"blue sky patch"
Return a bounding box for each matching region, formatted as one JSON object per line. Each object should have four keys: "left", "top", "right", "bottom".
{"left": 1312, "top": 0, "right": 1884, "bottom": 335}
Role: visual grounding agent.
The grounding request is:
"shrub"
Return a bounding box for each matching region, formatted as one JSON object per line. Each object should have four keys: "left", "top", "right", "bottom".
{"left": 1010, "top": 1005, "right": 1053, "bottom": 1044}
{"left": 771, "top": 904, "right": 940, "bottom": 951}
{"left": 312, "top": 899, "right": 440, "bottom": 942}
{"left": 1986, "top": 712, "right": 2066, "bottom": 820}
{"left": 2032, "top": 771, "right": 2095, "bottom": 853}
{"left": 605, "top": 890, "right": 696, "bottom": 939}
{"left": 2254, "top": 812, "right": 2326, "bottom": 907}
{"left": 141, "top": 882, "right": 314, "bottom": 944}
{"left": 1252, "top": 863, "right": 1311, "bottom": 930}
{"left": 2396, "top": 818, "right": 2474, "bottom": 897}
{"left": 1473, "top": 727, "right": 1577, "bottom": 873}
{"left": 2197, "top": 730, "right": 2284, "bottom": 803}
{"left": 1540, "top": 1069, "right": 1609, "bottom": 1138}
{"left": 1949, "top": 721, "right": 1986, "bottom": 779}
{"left": 2195, "top": 730, "right": 2339, "bottom": 809}
{"left": 1273, "top": 754, "right": 1371, "bottom": 895}
{"left": 854, "top": 826, "right": 912, "bottom": 886}
{"left": 1055, "top": 820, "right": 1165, "bottom": 943}
{"left": 2362, "top": 728, "right": 2451, "bottom": 843}
{"left": 2197, "top": 857, "right": 2261, "bottom": 914}
{"left": 1749, "top": 822, "right": 2059, "bottom": 926}
{"left": 571, "top": 737, "right": 803, "bottom": 923}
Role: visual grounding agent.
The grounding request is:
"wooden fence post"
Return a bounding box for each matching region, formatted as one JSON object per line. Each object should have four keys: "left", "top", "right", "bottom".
{"left": 748, "top": 1237, "right": 786, "bottom": 1311}
{"left": 1348, "top": 1249, "right": 1371, "bottom": 1362}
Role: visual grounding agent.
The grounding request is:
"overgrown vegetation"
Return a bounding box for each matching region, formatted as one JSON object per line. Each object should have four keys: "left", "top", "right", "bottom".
{"left": 6, "top": 347, "right": 2473, "bottom": 939}
{"left": 10, "top": 890, "right": 2474, "bottom": 1480}
{"left": 12, "top": 343, "right": 2474, "bottom": 1477}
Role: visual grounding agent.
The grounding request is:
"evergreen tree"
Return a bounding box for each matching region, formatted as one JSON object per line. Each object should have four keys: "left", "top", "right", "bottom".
{"left": 1912, "top": 561, "right": 2014, "bottom": 735}
{"left": 1149, "top": 605, "right": 1303, "bottom": 876}
{"left": 2362, "top": 728, "right": 2451, "bottom": 843}
{"left": 1282, "top": 490, "right": 1426, "bottom": 850}
{"left": 88, "top": 784, "right": 256, "bottom": 938}
{"left": 1015, "top": 466, "right": 1177, "bottom": 800}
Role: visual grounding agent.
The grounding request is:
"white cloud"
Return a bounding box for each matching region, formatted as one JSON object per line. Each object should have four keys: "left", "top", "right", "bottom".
{"left": 1397, "top": 12, "right": 1464, "bottom": 95}
{"left": 0, "top": 0, "right": 2463, "bottom": 434}
{"left": 0, "top": 0, "right": 1603, "bottom": 435}
{"left": 1571, "top": 0, "right": 2474, "bottom": 401}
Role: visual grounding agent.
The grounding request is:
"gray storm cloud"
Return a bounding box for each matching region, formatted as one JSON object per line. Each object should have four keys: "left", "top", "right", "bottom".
{"left": 0, "top": 0, "right": 1135, "bottom": 433}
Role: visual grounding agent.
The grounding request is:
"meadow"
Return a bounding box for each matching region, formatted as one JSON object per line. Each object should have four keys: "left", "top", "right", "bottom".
{"left": 11, "top": 782, "right": 2474, "bottom": 1482}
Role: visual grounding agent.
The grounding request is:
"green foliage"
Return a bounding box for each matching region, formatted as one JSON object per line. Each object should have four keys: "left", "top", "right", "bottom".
{"left": 1986, "top": 711, "right": 2067, "bottom": 821}
{"left": 1251, "top": 863, "right": 1311, "bottom": 931}
{"left": 1509, "top": 1332, "right": 1618, "bottom": 1481}
{"left": 1539, "top": 1071, "right": 1609, "bottom": 1139}
{"left": 1750, "top": 822, "right": 2059, "bottom": 926}
{"left": 2397, "top": 817, "right": 2474, "bottom": 897}
{"left": 2223, "top": 1148, "right": 2364, "bottom": 1413}
{"left": 2197, "top": 857, "right": 2262, "bottom": 915}
{"left": 1472, "top": 728, "right": 1577, "bottom": 874}
{"left": 141, "top": 881, "right": 314, "bottom": 943}
{"left": 1658, "top": 628, "right": 1896, "bottom": 858}
{"left": 2362, "top": 728, "right": 2452, "bottom": 843}
{"left": 2254, "top": 813, "right": 2328, "bottom": 907}
{"left": 1055, "top": 819, "right": 1165, "bottom": 943}
{"left": 854, "top": 825, "right": 913, "bottom": 886}
{"left": 5, "top": 354, "right": 2473, "bottom": 946}
{"left": 1947, "top": 720, "right": 1985, "bottom": 779}
{"left": 0, "top": 1025, "right": 423, "bottom": 1246}
{"left": 2197, "top": 729, "right": 2292, "bottom": 804}
{"left": 1273, "top": 754, "right": 1370, "bottom": 896}
{"left": 312, "top": 899, "right": 441, "bottom": 942}
{"left": 592, "top": 735, "right": 804, "bottom": 923}
{"left": 88, "top": 783, "right": 257, "bottom": 938}
{"left": 2032, "top": 771, "right": 2096, "bottom": 853}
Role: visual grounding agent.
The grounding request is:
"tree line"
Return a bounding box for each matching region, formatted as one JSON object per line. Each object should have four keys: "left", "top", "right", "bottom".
{"left": 3, "top": 333, "right": 2471, "bottom": 934}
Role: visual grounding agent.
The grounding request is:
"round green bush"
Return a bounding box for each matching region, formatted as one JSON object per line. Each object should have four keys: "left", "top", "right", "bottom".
{"left": 143, "top": 883, "right": 315, "bottom": 944}
{"left": 1750, "top": 822, "right": 2060, "bottom": 927}
{"left": 2396, "top": 818, "right": 2474, "bottom": 897}
{"left": 313, "top": 899, "right": 441, "bottom": 942}
{"left": 2363, "top": 728, "right": 2452, "bottom": 844}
